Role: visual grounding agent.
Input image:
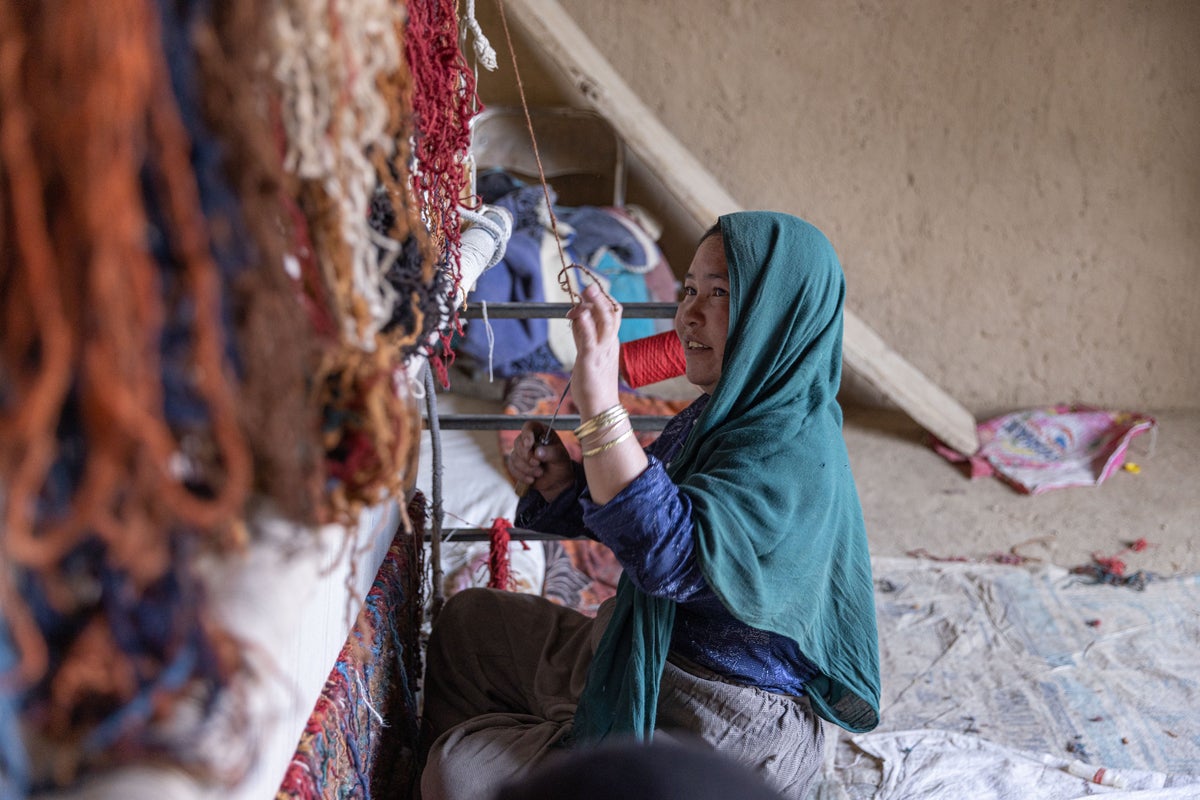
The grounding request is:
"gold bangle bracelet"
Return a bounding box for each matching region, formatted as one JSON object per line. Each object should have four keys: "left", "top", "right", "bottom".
{"left": 581, "top": 427, "right": 635, "bottom": 458}
{"left": 579, "top": 418, "right": 623, "bottom": 448}
{"left": 575, "top": 405, "right": 626, "bottom": 439}
{"left": 575, "top": 404, "right": 628, "bottom": 439}
{"left": 578, "top": 409, "right": 631, "bottom": 442}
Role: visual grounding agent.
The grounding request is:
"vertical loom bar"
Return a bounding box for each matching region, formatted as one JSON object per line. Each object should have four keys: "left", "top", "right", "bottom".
{"left": 499, "top": 0, "right": 980, "bottom": 456}
{"left": 423, "top": 364, "right": 445, "bottom": 621}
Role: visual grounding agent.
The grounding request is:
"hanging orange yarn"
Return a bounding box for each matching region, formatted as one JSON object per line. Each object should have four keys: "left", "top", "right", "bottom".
{"left": 1, "top": 0, "right": 246, "bottom": 606}
{"left": 0, "top": 0, "right": 465, "bottom": 787}
{"left": 4, "top": 0, "right": 253, "bottom": 556}
{"left": 0, "top": 0, "right": 254, "bottom": 779}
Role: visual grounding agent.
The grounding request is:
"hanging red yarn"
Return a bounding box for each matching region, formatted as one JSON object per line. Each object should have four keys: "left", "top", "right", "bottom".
{"left": 487, "top": 517, "right": 513, "bottom": 590}
{"left": 620, "top": 331, "right": 688, "bottom": 389}
{"left": 405, "top": 0, "right": 479, "bottom": 385}
{"left": 405, "top": 0, "right": 476, "bottom": 254}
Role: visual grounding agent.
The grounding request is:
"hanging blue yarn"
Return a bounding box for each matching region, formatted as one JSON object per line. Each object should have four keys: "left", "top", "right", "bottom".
{"left": 0, "top": 621, "right": 30, "bottom": 800}
{"left": 150, "top": 0, "right": 256, "bottom": 429}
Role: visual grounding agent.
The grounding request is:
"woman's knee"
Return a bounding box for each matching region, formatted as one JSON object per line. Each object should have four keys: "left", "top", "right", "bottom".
{"left": 435, "top": 587, "right": 499, "bottom": 628}
{"left": 429, "top": 588, "right": 507, "bottom": 645}
{"left": 425, "top": 589, "right": 500, "bottom": 671}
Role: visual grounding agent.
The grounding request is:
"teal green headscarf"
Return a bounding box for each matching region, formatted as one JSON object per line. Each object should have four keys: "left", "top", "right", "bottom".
{"left": 573, "top": 211, "right": 880, "bottom": 742}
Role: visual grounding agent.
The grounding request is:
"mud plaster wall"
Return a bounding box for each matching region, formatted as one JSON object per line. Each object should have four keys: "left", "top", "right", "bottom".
{"left": 471, "top": 0, "right": 1200, "bottom": 415}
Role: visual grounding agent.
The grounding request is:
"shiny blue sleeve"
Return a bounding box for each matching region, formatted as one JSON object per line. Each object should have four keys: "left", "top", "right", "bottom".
{"left": 579, "top": 455, "right": 709, "bottom": 602}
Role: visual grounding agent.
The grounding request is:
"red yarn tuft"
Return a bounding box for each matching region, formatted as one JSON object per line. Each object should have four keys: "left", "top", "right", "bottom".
{"left": 488, "top": 517, "right": 513, "bottom": 590}
{"left": 1091, "top": 554, "right": 1127, "bottom": 578}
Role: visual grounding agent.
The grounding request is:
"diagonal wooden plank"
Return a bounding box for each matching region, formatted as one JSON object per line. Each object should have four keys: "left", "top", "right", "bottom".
{"left": 500, "top": 0, "right": 979, "bottom": 456}
{"left": 841, "top": 314, "right": 979, "bottom": 455}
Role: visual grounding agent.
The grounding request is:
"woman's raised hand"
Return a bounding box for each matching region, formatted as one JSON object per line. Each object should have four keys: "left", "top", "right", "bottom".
{"left": 566, "top": 282, "right": 622, "bottom": 419}
{"left": 508, "top": 421, "right": 574, "bottom": 502}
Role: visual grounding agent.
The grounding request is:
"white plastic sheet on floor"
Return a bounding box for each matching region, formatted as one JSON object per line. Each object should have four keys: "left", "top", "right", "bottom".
{"left": 829, "top": 558, "right": 1200, "bottom": 799}
{"left": 852, "top": 730, "right": 1196, "bottom": 799}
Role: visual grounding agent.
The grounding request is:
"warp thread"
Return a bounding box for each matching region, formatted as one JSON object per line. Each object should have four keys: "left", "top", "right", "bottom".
{"left": 488, "top": 0, "right": 618, "bottom": 352}
{"left": 482, "top": 300, "right": 496, "bottom": 382}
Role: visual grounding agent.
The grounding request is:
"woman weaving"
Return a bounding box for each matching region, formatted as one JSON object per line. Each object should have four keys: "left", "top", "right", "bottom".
{"left": 419, "top": 211, "right": 880, "bottom": 799}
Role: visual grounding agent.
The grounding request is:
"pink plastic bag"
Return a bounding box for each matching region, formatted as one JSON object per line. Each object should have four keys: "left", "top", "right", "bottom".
{"left": 934, "top": 405, "right": 1156, "bottom": 494}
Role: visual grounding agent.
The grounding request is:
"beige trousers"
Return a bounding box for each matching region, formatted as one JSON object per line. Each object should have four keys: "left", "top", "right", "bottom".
{"left": 418, "top": 588, "right": 823, "bottom": 800}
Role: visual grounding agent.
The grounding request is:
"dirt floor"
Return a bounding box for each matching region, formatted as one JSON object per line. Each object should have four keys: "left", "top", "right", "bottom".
{"left": 843, "top": 406, "right": 1199, "bottom": 578}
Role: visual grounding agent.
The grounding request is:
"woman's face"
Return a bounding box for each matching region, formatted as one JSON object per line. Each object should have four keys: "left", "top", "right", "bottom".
{"left": 675, "top": 235, "right": 730, "bottom": 395}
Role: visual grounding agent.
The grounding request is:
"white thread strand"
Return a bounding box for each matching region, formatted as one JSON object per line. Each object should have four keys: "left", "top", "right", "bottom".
{"left": 462, "top": 0, "right": 498, "bottom": 71}
{"left": 482, "top": 300, "right": 495, "bottom": 383}
{"left": 355, "top": 670, "right": 388, "bottom": 727}
{"left": 409, "top": 370, "right": 427, "bottom": 400}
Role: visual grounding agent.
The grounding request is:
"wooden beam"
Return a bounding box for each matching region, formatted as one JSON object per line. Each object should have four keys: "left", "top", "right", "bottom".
{"left": 842, "top": 314, "right": 979, "bottom": 455}
{"left": 500, "top": 0, "right": 979, "bottom": 456}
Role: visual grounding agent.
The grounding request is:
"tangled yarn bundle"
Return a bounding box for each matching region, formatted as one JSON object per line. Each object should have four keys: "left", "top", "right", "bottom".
{"left": 0, "top": 0, "right": 475, "bottom": 790}
{"left": 0, "top": 0, "right": 256, "bottom": 785}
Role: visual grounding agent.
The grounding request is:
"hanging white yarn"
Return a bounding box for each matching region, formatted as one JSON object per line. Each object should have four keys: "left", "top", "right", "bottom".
{"left": 334, "top": 0, "right": 404, "bottom": 347}
{"left": 272, "top": 0, "right": 335, "bottom": 179}
{"left": 461, "top": 0, "right": 498, "bottom": 71}
{"left": 271, "top": 0, "right": 407, "bottom": 351}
